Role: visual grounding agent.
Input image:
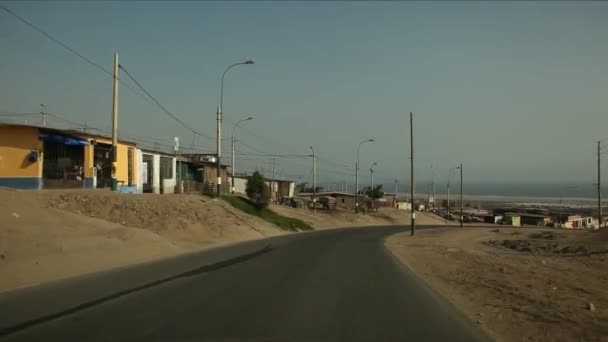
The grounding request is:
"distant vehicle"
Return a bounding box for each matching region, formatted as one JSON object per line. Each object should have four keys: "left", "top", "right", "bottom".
{"left": 469, "top": 216, "right": 484, "bottom": 223}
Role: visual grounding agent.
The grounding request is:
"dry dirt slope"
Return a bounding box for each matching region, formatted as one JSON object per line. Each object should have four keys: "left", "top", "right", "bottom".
{"left": 1, "top": 189, "right": 439, "bottom": 292}
{"left": 386, "top": 227, "right": 608, "bottom": 342}
{"left": 0, "top": 189, "right": 286, "bottom": 292}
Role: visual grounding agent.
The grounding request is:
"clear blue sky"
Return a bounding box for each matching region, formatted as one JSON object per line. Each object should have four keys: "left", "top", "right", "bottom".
{"left": 2, "top": 1, "right": 607, "bottom": 190}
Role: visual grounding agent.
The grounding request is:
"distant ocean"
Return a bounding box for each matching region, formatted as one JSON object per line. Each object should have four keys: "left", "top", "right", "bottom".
{"left": 394, "top": 182, "right": 604, "bottom": 206}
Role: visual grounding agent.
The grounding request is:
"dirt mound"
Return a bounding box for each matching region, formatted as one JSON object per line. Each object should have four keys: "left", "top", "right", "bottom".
{"left": 487, "top": 234, "right": 608, "bottom": 256}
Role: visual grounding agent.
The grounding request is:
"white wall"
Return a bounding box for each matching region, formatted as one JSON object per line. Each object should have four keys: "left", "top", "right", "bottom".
{"left": 288, "top": 182, "right": 295, "bottom": 197}
{"left": 161, "top": 157, "right": 176, "bottom": 194}
{"left": 136, "top": 149, "right": 143, "bottom": 193}
{"left": 233, "top": 177, "right": 247, "bottom": 194}
{"left": 142, "top": 153, "right": 161, "bottom": 194}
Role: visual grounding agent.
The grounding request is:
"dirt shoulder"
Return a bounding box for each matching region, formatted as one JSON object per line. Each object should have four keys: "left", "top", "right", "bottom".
{"left": 269, "top": 204, "right": 448, "bottom": 229}
{"left": 1, "top": 189, "right": 445, "bottom": 293}
{"left": 0, "top": 189, "right": 285, "bottom": 292}
{"left": 386, "top": 227, "right": 608, "bottom": 342}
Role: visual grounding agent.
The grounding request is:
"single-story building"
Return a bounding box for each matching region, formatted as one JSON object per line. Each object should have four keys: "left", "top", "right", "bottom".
{"left": 231, "top": 175, "right": 295, "bottom": 202}
{"left": 396, "top": 201, "right": 412, "bottom": 211}
{"left": 483, "top": 215, "right": 503, "bottom": 224}
{"left": 139, "top": 149, "right": 176, "bottom": 194}
{"left": 520, "top": 213, "right": 552, "bottom": 226}
{"left": 0, "top": 123, "right": 138, "bottom": 190}
{"left": 298, "top": 191, "right": 356, "bottom": 209}
{"left": 383, "top": 193, "right": 396, "bottom": 207}
{"left": 503, "top": 213, "right": 521, "bottom": 227}
{"left": 561, "top": 215, "right": 594, "bottom": 229}
{"left": 179, "top": 154, "right": 230, "bottom": 194}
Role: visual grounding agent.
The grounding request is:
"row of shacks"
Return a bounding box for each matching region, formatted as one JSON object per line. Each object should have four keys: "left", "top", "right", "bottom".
{"left": 0, "top": 123, "right": 294, "bottom": 199}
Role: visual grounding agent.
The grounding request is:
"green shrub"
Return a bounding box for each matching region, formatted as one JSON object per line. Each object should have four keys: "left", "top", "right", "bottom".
{"left": 221, "top": 195, "right": 313, "bottom": 231}
{"left": 245, "top": 171, "right": 270, "bottom": 209}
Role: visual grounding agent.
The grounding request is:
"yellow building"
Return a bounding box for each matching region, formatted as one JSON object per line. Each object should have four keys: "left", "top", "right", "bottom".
{"left": 0, "top": 124, "right": 138, "bottom": 190}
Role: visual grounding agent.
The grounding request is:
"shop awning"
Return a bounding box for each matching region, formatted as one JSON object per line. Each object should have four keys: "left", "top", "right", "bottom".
{"left": 39, "top": 129, "right": 88, "bottom": 146}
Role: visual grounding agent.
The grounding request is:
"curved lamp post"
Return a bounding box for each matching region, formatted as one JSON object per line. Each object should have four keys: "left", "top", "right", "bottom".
{"left": 216, "top": 59, "right": 254, "bottom": 196}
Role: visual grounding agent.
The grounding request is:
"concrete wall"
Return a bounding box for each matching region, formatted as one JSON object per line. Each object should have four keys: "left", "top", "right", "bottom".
{"left": 334, "top": 195, "right": 355, "bottom": 209}
{"left": 0, "top": 126, "right": 43, "bottom": 189}
{"left": 233, "top": 177, "right": 247, "bottom": 194}
{"left": 141, "top": 152, "right": 161, "bottom": 194}
{"left": 136, "top": 149, "right": 143, "bottom": 193}
{"left": 161, "top": 157, "right": 176, "bottom": 194}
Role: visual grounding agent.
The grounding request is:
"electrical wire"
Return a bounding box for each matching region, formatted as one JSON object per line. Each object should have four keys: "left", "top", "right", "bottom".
{"left": 118, "top": 64, "right": 215, "bottom": 141}
{"left": 0, "top": 5, "right": 213, "bottom": 141}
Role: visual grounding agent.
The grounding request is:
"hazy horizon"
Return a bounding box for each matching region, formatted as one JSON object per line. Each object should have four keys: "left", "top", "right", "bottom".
{"left": 2, "top": 2, "right": 607, "bottom": 188}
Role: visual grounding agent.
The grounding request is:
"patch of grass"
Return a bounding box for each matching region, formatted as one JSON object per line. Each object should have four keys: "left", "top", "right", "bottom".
{"left": 221, "top": 195, "right": 313, "bottom": 231}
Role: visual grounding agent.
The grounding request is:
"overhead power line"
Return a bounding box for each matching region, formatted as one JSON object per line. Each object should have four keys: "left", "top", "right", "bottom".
{"left": 0, "top": 5, "right": 112, "bottom": 77}
{"left": 0, "top": 5, "right": 213, "bottom": 139}
{"left": 118, "top": 64, "right": 215, "bottom": 141}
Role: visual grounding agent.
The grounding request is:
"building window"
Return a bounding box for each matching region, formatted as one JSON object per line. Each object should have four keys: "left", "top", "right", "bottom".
{"left": 160, "top": 157, "right": 173, "bottom": 179}
{"left": 127, "top": 148, "right": 133, "bottom": 186}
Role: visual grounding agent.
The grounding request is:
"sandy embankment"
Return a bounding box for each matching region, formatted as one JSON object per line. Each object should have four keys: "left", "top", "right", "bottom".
{"left": 0, "top": 189, "right": 442, "bottom": 292}
{"left": 386, "top": 227, "right": 608, "bottom": 342}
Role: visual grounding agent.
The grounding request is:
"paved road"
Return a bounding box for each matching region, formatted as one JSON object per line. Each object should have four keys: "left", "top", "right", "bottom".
{"left": 1, "top": 226, "right": 488, "bottom": 342}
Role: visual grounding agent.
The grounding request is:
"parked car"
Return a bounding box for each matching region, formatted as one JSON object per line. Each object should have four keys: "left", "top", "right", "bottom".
{"left": 470, "top": 216, "right": 484, "bottom": 223}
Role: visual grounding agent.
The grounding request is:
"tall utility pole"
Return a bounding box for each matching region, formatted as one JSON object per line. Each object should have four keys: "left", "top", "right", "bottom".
{"left": 272, "top": 157, "right": 277, "bottom": 203}
{"left": 410, "top": 112, "right": 415, "bottom": 236}
{"left": 355, "top": 139, "right": 374, "bottom": 213}
{"left": 459, "top": 163, "right": 463, "bottom": 228}
{"left": 370, "top": 162, "right": 377, "bottom": 190}
{"left": 447, "top": 167, "right": 456, "bottom": 215}
{"left": 432, "top": 165, "right": 436, "bottom": 209}
{"left": 310, "top": 147, "right": 316, "bottom": 213}
{"left": 394, "top": 179, "right": 398, "bottom": 207}
{"left": 447, "top": 178, "right": 451, "bottom": 214}
{"left": 40, "top": 104, "right": 47, "bottom": 127}
{"left": 111, "top": 53, "right": 119, "bottom": 191}
{"left": 174, "top": 137, "right": 181, "bottom": 194}
{"left": 216, "top": 106, "right": 222, "bottom": 197}
{"left": 598, "top": 141, "right": 603, "bottom": 228}
{"left": 231, "top": 117, "right": 253, "bottom": 194}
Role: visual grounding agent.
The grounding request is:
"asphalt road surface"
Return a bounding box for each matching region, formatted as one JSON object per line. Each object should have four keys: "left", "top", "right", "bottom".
{"left": 1, "top": 226, "right": 488, "bottom": 342}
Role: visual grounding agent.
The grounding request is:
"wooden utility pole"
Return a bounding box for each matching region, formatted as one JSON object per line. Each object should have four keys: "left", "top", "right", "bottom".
{"left": 460, "top": 163, "right": 463, "bottom": 228}
{"left": 599, "top": 141, "right": 602, "bottom": 228}
{"left": 394, "top": 179, "right": 398, "bottom": 207}
{"left": 111, "top": 53, "right": 119, "bottom": 191}
{"left": 272, "top": 157, "right": 276, "bottom": 203}
{"left": 410, "top": 112, "right": 415, "bottom": 236}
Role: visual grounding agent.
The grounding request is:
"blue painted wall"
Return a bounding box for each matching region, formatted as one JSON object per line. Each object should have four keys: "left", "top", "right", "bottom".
{"left": 0, "top": 177, "right": 43, "bottom": 190}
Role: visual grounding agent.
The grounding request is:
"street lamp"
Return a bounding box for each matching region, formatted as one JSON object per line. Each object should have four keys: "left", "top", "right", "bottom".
{"left": 355, "top": 139, "right": 374, "bottom": 213}
{"left": 370, "top": 162, "right": 378, "bottom": 211}
{"left": 231, "top": 116, "right": 254, "bottom": 194}
{"left": 370, "top": 162, "right": 377, "bottom": 190}
{"left": 216, "top": 59, "right": 254, "bottom": 197}
{"left": 456, "top": 164, "right": 463, "bottom": 228}
{"left": 309, "top": 146, "right": 316, "bottom": 212}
